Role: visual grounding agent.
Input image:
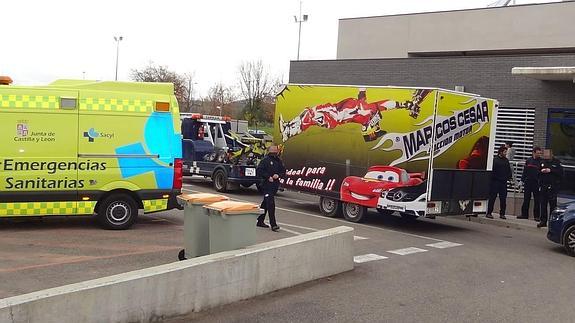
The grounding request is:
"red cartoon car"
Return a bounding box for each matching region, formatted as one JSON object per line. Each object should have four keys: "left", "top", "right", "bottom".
{"left": 340, "top": 166, "right": 424, "bottom": 209}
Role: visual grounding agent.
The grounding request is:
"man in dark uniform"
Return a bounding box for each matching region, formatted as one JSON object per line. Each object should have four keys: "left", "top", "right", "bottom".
{"left": 256, "top": 145, "right": 286, "bottom": 232}
{"left": 519, "top": 147, "right": 543, "bottom": 220}
{"left": 487, "top": 145, "right": 512, "bottom": 219}
{"left": 537, "top": 149, "right": 563, "bottom": 228}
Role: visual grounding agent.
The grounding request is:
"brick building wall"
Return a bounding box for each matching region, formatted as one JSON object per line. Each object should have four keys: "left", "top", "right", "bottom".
{"left": 289, "top": 54, "right": 575, "bottom": 148}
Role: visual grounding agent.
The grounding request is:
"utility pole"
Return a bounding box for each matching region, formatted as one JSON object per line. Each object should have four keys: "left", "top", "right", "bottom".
{"left": 114, "top": 36, "right": 123, "bottom": 81}
{"left": 294, "top": 1, "right": 308, "bottom": 60}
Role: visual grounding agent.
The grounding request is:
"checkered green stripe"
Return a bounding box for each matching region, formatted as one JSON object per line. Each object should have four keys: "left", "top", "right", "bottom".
{"left": 0, "top": 95, "right": 58, "bottom": 109}
{"left": 0, "top": 201, "right": 96, "bottom": 216}
{"left": 143, "top": 199, "right": 168, "bottom": 213}
{"left": 79, "top": 98, "right": 153, "bottom": 112}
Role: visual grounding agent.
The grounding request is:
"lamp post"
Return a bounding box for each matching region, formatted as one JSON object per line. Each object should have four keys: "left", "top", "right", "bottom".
{"left": 216, "top": 106, "right": 222, "bottom": 117}
{"left": 114, "top": 36, "right": 123, "bottom": 81}
{"left": 294, "top": 1, "right": 308, "bottom": 60}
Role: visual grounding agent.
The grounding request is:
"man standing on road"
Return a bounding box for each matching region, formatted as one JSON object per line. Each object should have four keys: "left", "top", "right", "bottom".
{"left": 537, "top": 149, "right": 563, "bottom": 228}
{"left": 486, "top": 145, "right": 512, "bottom": 219}
{"left": 519, "top": 147, "right": 543, "bottom": 220}
{"left": 256, "top": 145, "right": 286, "bottom": 232}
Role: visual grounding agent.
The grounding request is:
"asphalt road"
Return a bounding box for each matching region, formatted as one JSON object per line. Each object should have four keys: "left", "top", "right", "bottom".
{"left": 169, "top": 177, "right": 575, "bottom": 323}
{"left": 1, "top": 176, "right": 573, "bottom": 323}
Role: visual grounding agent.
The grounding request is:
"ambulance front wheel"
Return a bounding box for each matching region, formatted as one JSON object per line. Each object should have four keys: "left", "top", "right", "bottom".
{"left": 342, "top": 202, "right": 367, "bottom": 223}
{"left": 97, "top": 194, "right": 138, "bottom": 230}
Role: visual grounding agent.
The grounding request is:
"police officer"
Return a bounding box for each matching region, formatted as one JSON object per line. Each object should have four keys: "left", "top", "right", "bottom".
{"left": 486, "top": 145, "right": 512, "bottom": 219}
{"left": 537, "top": 149, "right": 563, "bottom": 228}
{"left": 256, "top": 145, "right": 286, "bottom": 232}
{"left": 520, "top": 147, "right": 543, "bottom": 220}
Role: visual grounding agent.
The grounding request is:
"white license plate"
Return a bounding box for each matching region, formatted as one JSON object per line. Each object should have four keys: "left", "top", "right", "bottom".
{"left": 245, "top": 168, "right": 256, "bottom": 176}
{"left": 386, "top": 205, "right": 405, "bottom": 212}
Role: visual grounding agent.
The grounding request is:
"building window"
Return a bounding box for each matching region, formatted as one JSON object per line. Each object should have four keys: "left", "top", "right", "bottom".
{"left": 547, "top": 109, "right": 575, "bottom": 196}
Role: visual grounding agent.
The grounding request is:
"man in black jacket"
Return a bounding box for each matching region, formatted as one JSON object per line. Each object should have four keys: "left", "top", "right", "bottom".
{"left": 537, "top": 149, "right": 563, "bottom": 228}
{"left": 487, "top": 145, "right": 512, "bottom": 219}
{"left": 256, "top": 145, "right": 286, "bottom": 232}
{"left": 520, "top": 147, "right": 543, "bottom": 220}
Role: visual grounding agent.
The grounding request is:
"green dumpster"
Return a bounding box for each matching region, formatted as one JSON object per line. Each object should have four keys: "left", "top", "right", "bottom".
{"left": 177, "top": 193, "right": 229, "bottom": 259}
{"left": 204, "top": 201, "right": 261, "bottom": 254}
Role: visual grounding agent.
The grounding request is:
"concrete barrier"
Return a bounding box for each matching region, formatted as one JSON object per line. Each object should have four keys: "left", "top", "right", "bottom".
{"left": 0, "top": 226, "right": 354, "bottom": 323}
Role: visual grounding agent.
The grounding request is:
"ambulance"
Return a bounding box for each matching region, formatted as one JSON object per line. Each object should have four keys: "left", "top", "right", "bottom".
{"left": 0, "top": 76, "right": 183, "bottom": 229}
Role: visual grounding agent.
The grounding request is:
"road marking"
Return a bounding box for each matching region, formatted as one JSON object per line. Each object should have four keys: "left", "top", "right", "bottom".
{"left": 280, "top": 227, "right": 304, "bottom": 235}
{"left": 387, "top": 247, "right": 428, "bottom": 255}
{"left": 354, "top": 254, "right": 388, "bottom": 264}
{"left": 181, "top": 188, "right": 444, "bottom": 242}
{"left": 278, "top": 222, "right": 369, "bottom": 240}
{"left": 425, "top": 241, "right": 463, "bottom": 249}
{"left": 278, "top": 222, "right": 319, "bottom": 231}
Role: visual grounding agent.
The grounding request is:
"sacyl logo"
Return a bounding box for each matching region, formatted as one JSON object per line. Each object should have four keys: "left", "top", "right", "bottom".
{"left": 83, "top": 128, "right": 114, "bottom": 142}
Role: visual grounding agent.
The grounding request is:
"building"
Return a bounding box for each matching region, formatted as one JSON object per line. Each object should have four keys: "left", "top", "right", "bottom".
{"left": 289, "top": 1, "right": 575, "bottom": 196}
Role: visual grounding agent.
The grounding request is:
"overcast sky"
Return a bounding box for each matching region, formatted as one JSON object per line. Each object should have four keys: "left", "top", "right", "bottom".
{"left": 0, "top": 0, "right": 561, "bottom": 96}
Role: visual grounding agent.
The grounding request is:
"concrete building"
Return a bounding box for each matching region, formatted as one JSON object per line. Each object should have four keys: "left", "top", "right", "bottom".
{"left": 289, "top": 1, "right": 575, "bottom": 196}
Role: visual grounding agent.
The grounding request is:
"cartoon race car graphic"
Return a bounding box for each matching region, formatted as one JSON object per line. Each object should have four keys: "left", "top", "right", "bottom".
{"left": 340, "top": 166, "right": 424, "bottom": 209}
{"left": 377, "top": 180, "right": 428, "bottom": 218}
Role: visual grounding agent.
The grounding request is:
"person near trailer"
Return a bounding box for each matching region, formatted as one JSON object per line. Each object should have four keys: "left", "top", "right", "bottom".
{"left": 519, "top": 147, "right": 543, "bottom": 220}
{"left": 537, "top": 149, "right": 563, "bottom": 228}
{"left": 486, "top": 145, "right": 512, "bottom": 219}
{"left": 256, "top": 145, "right": 286, "bottom": 232}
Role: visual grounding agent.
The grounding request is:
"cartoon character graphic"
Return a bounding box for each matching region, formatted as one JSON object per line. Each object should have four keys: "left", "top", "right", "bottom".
{"left": 279, "top": 89, "right": 431, "bottom": 143}
{"left": 340, "top": 165, "right": 424, "bottom": 208}
{"left": 457, "top": 136, "right": 489, "bottom": 170}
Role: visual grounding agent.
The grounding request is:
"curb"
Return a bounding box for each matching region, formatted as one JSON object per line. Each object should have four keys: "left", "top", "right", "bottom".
{"left": 448, "top": 215, "right": 546, "bottom": 233}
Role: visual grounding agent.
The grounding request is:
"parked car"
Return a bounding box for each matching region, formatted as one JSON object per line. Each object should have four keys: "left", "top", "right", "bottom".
{"left": 547, "top": 201, "right": 575, "bottom": 256}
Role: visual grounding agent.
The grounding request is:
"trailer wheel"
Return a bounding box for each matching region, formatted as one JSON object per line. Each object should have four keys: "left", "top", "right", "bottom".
{"left": 97, "top": 194, "right": 138, "bottom": 230}
{"left": 319, "top": 197, "right": 341, "bottom": 218}
{"left": 342, "top": 202, "right": 366, "bottom": 223}
{"left": 213, "top": 169, "right": 228, "bottom": 192}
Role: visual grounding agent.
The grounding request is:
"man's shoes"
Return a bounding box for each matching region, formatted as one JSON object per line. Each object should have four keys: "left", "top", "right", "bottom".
{"left": 516, "top": 216, "right": 528, "bottom": 219}
{"left": 486, "top": 214, "right": 494, "bottom": 219}
{"left": 537, "top": 222, "right": 547, "bottom": 228}
{"left": 256, "top": 222, "right": 269, "bottom": 228}
{"left": 500, "top": 215, "right": 507, "bottom": 220}
{"left": 534, "top": 218, "right": 541, "bottom": 222}
{"left": 271, "top": 226, "right": 280, "bottom": 232}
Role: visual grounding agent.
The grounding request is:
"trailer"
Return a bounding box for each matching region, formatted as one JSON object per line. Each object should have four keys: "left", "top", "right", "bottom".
{"left": 181, "top": 113, "right": 268, "bottom": 192}
{"left": 275, "top": 84, "right": 498, "bottom": 222}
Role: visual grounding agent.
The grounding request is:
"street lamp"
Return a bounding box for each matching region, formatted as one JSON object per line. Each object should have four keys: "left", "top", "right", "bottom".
{"left": 216, "top": 106, "right": 222, "bottom": 116}
{"left": 294, "top": 1, "right": 308, "bottom": 61}
{"left": 114, "top": 36, "right": 123, "bottom": 81}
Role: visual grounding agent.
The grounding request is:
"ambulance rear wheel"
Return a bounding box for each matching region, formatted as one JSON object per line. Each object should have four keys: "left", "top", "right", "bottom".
{"left": 342, "top": 202, "right": 366, "bottom": 223}
{"left": 97, "top": 194, "right": 138, "bottom": 230}
{"left": 213, "top": 170, "right": 228, "bottom": 192}
{"left": 319, "top": 197, "right": 341, "bottom": 218}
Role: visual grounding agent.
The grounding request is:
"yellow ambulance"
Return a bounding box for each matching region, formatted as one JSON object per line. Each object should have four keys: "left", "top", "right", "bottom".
{"left": 0, "top": 76, "right": 183, "bottom": 229}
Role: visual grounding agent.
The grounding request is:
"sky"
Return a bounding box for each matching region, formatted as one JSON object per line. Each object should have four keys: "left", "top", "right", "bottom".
{"left": 0, "top": 0, "right": 562, "bottom": 97}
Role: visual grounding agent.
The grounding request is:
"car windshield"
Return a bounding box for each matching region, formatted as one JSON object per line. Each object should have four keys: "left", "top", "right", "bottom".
{"left": 364, "top": 170, "right": 400, "bottom": 182}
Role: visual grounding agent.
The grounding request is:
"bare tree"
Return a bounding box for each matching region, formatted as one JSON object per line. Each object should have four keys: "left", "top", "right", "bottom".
{"left": 238, "top": 60, "right": 276, "bottom": 125}
{"left": 204, "top": 82, "right": 236, "bottom": 116}
{"left": 130, "top": 63, "right": 192, "bottom": 111}
{"left": 180, "top": 73, "right": 197, "bottom": 113}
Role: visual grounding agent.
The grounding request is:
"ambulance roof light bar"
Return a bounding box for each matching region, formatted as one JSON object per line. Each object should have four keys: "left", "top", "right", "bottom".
{"left": 0, "top": 76, "right": 13, "bottom": 85}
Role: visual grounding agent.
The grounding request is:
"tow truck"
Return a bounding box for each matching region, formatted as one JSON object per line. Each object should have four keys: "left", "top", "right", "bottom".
{"left": 181, "top": 113, "right": 269, "bottom": 192}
